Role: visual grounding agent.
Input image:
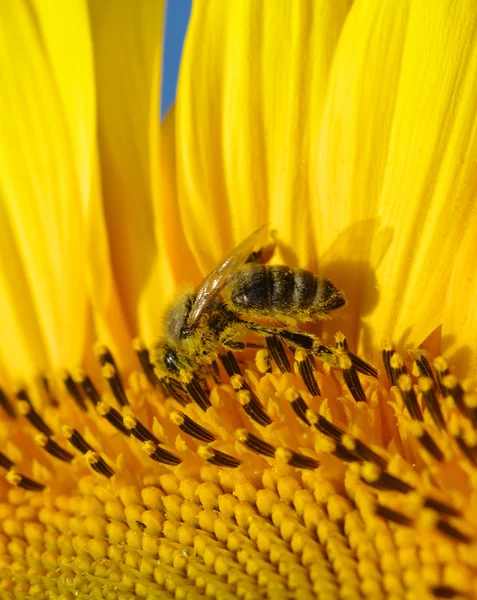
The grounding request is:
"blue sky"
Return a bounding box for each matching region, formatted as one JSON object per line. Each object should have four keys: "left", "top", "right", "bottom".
{"left": 161, "top": 0, "right": 192, "bottom": 116}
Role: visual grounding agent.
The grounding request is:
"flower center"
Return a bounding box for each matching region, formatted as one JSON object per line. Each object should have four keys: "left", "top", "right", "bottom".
{"left": 0, "top": 335, "right": 475, "bottom": 598}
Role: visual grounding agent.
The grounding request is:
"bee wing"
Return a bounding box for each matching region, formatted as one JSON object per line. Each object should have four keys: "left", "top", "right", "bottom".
{"left": 187, "top": 224, "right": 268, "bottom": 327}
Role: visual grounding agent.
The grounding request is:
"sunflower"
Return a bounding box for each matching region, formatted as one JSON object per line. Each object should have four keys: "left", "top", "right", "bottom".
{"left": 1, "top": 1, "right": 477, "bottom": 599}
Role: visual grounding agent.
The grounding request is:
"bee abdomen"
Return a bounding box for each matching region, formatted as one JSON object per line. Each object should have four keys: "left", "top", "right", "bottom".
{"left": 231, "top": 265, "right": 345, "bottom": 319}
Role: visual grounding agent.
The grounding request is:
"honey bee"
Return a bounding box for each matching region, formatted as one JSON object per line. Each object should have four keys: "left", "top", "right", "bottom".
{"left": 152, "top": 226, "right": 357, "bottom": 405}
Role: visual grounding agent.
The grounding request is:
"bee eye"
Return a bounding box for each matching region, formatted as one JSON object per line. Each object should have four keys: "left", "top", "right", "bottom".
{"left": 164, "top": 347, "right": 180, "bottom": 374}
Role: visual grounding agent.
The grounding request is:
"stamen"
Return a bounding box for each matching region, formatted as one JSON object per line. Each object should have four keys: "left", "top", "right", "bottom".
{"left": 34, "top": 433, "right": 74, "bottom": 463}
{"left": 418, "top": 377, "right": 445, "bottom": 429}
{"left": 231, "top": 375, "right": 272, "bottom": 426}
{"left": 73, "top": 369, "right": 101, "bottom": 405}
{"left": 295, "top": 350, "right": 320, "bottom": 396}
{"left": 235, "top": 429, "right": 276, "bottom": 458}
{"left": 411, "top": 350, "right": 436, "bottom": 387}
{"left": 141, "top": 440, "right": 181, "bottom": 466}
{"left": 210, "top": 360, "right": 222, "bottom": 384}
{"left": 453, "top": 432, "right": 477, "bottom": 465}
{"left": 102, "top": 363, "right": 129, "bottom": 407}
{"left": 397, "top": 374, "right": 423, "bottom": 421}
{"left": 0, "top": 452, "right": 14, "bottom": 469}
{"left": 431, "top": 586, "right": 460, "bottom": 598}
{"left": 337, "top": 333, "right": 378, "bottom": 377}
{"left": 436, "top": 520, "right": 471, "bottom": 544}
{"left": 123, "top": 413, "right": 160, "bottom": 444}
{"left": 84, "top": 450, "right": 115, "bottom": 479}
{"left": 62, "top": 425, "right": 114, "bottom": 478}
{"left": 442, "top": 374, "right": 470, "bottom": 420}
{"left": 183, "top": 374, "right": 212, "bottom": 411}
{"left": 41, "top": 374, "right": 58, "bottom": 407}
{"left": 96, "top": 401, "right": 131, "bottom": 436}
{"left": 361, "top": 464, "right": 414, "bottom": 493}
{"left": 160, "top": 378, "right": 190, "bottom": 406}
{"left": 266, "top": 336, "right": 291, "bottom": 373}
{"left": 275, "top": 447, "right": 319, "bottom": 470}
{"left": 338, "top": 354, "right": 366, "bottom": 402}
{"left": 382, "top": 341, "right": 396, "bottom": 386}
{"left": 389, "top": 352, "right": 408, "bottom": 389}
{"left": 6, "top": 470, "right": 45, "bottom": 491}
{"left": 61, "top": 371, "right": 87, "bottom": 411}
{"left": 0, "top": 387, "right": 15, "bottom": 418}
{"left": 237, "top": 390, "right": 272, "bottom": 427}
{"left": 170, "top": 411, "right": 216, "bottom": 443}
{"left": 306, "top": 411, "right": 344, "bottom": 441}
{"left": 408, "top": 422, "right": 443, "bottom": 462}
{"left": 220, "top": 351, "right": 242, "bottom": 377}
{"left": 423, "top": 497, "right": 461, "bottom": 517}
{"left": 132, "top": 337, "right": 160, "bottom": 387}
{"left": 341, "top": 435, "right": 388, "bottom": 469}
{"left": 375, "top": 504, "right": 412, "bottom": 526}
{"left": 197, "top": 446, "right": 241, "bottom": 468}
{"left": 285, "top": 387, "right": 310, "bottom": 425}
{"left": 433, "top": 357, "right": 450, "bottom": 398}
{"left": 16, "top": 393, "right": 53, "bottom": 436}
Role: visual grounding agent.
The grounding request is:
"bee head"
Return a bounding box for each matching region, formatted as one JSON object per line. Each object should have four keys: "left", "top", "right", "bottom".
{"left": 152, "top": 340, "right": 190, "bottom": 378}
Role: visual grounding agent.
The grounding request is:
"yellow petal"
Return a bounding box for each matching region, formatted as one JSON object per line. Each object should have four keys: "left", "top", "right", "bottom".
{"left": 317, "top": 0, "right": 477, "bottom": 356}
{"left": 176, "top": 0, "right": 352, "bottom": 274}
{"left": 138, "top": 107, "right": 202, "bottom": 345}
{"left": 442, "top": 212, "right": 477, "bottom": 378}
{"left": 86, "top": 0, "right": 165, "bottom": 365}
{"left": 0, "top": 1, "right": 94, "bottom": 375}
{"left": 88, "top": 0, "right": 165, "bottom": 340}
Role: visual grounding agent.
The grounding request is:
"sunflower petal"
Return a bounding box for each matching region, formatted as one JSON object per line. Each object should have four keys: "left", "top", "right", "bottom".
{"left": 0, "top": 1, "right": 95, "bottom": 374}
{"left": 138, "top": 107, "right": 202, "bottom": 345}
{"left": 442, "top": 213, "right": 477, "bottom": 378}
{"left": 88, "top": 0, "right": 165, "bottom": 342}
{"left": 317, "top": 0, "right": 477, "bottom": 355}
{"left": 176, "top": 0, "right": 352, "bottom": 273}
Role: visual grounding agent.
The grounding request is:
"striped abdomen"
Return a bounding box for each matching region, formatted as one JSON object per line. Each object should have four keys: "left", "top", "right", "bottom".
{"left": 228, "top": 264, "right": 345, "bottom": 321}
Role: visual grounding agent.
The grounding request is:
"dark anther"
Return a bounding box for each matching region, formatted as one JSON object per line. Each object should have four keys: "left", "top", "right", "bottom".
{"left": 431, "top": 585, "right": 460, "bottom": 598}
{"left": 128, "top": 417, "right": 160, "bottom": 444}
{"left": 382, "top": 345, "right": 396, "bottom": 386}
{"left": 423, "top": 497, "right": 461, "bottom": 518}
{"left": 352, "top": 439, "right": 388, "bottom": 470}
{"left": 418, "top": 430, "right": 444, "bottom": 462}
{"left": 242, "top": 395, "right": 272, "bottom": 427}
{"left": 161, "top": 379, "right": 190, "bottom": 406}
{"left": 41, "top": 375, "right": 58, "bottom": 407}
{"left": 176, "top": 413, "right": 216, "bottom": 443}
{"left": 0, "top": 388, "right": 15, "bottom": 418}
{"left": 220, "top": 351, "right": 242, "bottom": 377}
{"left": 375, "top": 504, "right": 412, "bottom": 526}
{"left": 397, "top": 375, "right": 423, "bottom": 421}
{"left": 436, "top": 520, "right": 471, "bottom": 544}
{"left": 67, "top": 428, "right": 93, "bottom": 454}
{"left": 90, "top": 458, "right": 115, "bottom": 479}
{"left": 63, "top": 374, "right": 87, "bottom": 411}
{"left": 315, "top": 415, "right": 344, "bottom": 441}
{"left": 16, "top": 394, "right": 53, "bottom": 437}
{"left": 205, "top": 449, "right": 242, "bottom": 468}
{"left": 238, "top": 430, "right": 276, "bottom": 458}
{"left": 413, "top": 352, "right": 436, "bottom": 387}
{"left": 99, "top": 404, "right": 131, "bottom": 436}
{"left": 103, "top": 365, "right": 129, "bottom": 407}
{"left": 454, "top": 435, "right": 477, "bottom": 466}
{"left": 333, "top": 443, "right": 361, "bottom": 463}
{"left": 133, "top": 339, "right": 159, "bottom": 387}
{"left": 340, "top": 357, "right": 367, "bottom": 402}
{"left": 17, "top": 475, "right": 45, "bottom": 491}
{"left": 266, "top": 336, "right": 291, "bottom": 373}
{"left": 148, "top": 445, "right": 181, "bottom": 466}
{"left": 42, "top": 438, "right": 74, "bottom": 463}
{"left": 366, "top": 471, "right": 414, "bottom": 494}
{"left": 285, "top": 451, "right": 319, "bottom": 470}
{"left": 419, "top": 378, "right": 445, "bottom": 430}
{"left": 80, "top": 376, "right": 101, "bottom": 406}
{"left": 290, "top": 394, "right": 310, "bottom": 426}
{"left": 297, "top": 354, "right": 321, "bottom": 396}
{"left": 185, "top": 375, "right": 212, "bottom": 411}
{"left": 0, "top": 452, "right": 14, "bottom": 470}
{"left": 347, "top": 351, "right": 378, "bottom": 378}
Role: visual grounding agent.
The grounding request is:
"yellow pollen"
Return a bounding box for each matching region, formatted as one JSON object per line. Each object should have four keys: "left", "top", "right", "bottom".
{"left": 390, "top": 353, "right": 404, "bottom": 369}
{"left": 16, "top": 399, "right": 30, "bottom": 416}
{"left": 230, "top": 374, "right": 244, "bottom": 390}
{"left": 123, "top": 413, "right": 137, "bottom": 430}
{"left": 433, "top": 356, "right": 448, "bottom": 372}
{"left": 34, "top": 433, "right": 48, "bottom": 447}
{"left": 102, "top": 363, "right": 116, "bottom": 378}
{"left": 72, "top": 367, "right": 86, "bottom": 383}
{"left": 237, "top": 390, "right": 251, "bottom": 405}
{"left": 170, "top": 411, "right": 185, "bottom": 426}
{"left": 141, "top": 440, "right": 156, "bottom": 456}
{"left": 419, "top": 376, "right": 434, "bottom": 392}
{"left": 84, "top": 450, "right": 100, "bottom": 465}
{"left": 255, "top": 349, "right": 270, "bottom": 373}
{"left": 443, "top": 374, "right": 458, "bottom": 390}
{"left": 382, "top": 340, "right": 394, "bottom": 351}
{"left": 234, "top": 429, "right": 248, "bottom": 443}
{"left": 338, "top": 354, "right": 352, "bottom": 370}
{"left": 275, "top": 447, "right": 293, "bottom": 463}
{"left": 179, "top": 370, "right": 193, "bottom": 384}
{"left": 5, "top": 469, "right": 21, "bottom": 486}
{"left": 96, "top": 400, "right": 111, "bottom": 416}
{"left": 398, "top": 373, "right": 413, "bottom": 391}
